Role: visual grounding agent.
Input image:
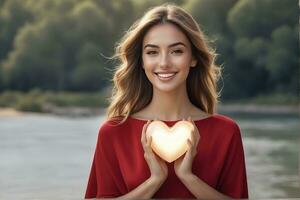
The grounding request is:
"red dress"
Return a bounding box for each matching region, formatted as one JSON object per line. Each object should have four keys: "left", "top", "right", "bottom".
{"left": 85, "top": 114, "right": 248, "bottom": 198}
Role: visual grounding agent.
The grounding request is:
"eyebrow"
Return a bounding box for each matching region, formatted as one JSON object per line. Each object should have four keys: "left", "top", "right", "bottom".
{"left": 143, "top": 42, "right": 186, "bottom": 49}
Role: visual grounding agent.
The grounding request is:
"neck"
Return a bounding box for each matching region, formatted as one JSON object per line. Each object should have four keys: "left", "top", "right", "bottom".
{"left": 147, "top": 85, "right": 195, "bottom": 121}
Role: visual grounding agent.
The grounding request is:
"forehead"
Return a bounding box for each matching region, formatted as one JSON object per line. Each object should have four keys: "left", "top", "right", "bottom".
{"left": 143, "top": 23, "right": 190, "bottom": 47}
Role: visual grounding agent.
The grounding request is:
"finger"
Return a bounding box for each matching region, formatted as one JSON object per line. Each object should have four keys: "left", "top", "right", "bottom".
{"left": 192, "top": 130, "right": 200, "bottom": 147}
{"left": 187, "top": 139, "right": 196, "bottom": 155}
{"left": 142, "top": 121, "right": 152, "bottom": 152}
{"left": 146, "top": 135, "right": 152, "bottom": 149}
{"left": 184, "top": 139, "right": 193, "bottom": 158}
{"left": 189, "top": 117, "right": 200, "bottom": 142}
{"left": 145, "top": 120, "right": 152, "bottom": 135}
{"left": 194, "top": 125, "right": 200, "bottom": 142}
{"left": 145, "top": 136, "right": 154, "bottom": 156}
{"left": 142, "top": 120, "right": 150, "bottom": 133}
{"left": 189, "top": 124, "right": 196, "bottom": 146}
{"left": 145, "top": 119, "right": 151, "bottom": 128}
{"left": 187, "top": 139, "right": 192, "bottom": 148}
{"left": 141, "top": 120, "right": 150, "bottom": 143}
{"left": 148, "top": 135, "right": 152, "bottom": 144}
{"left": 190, "top": 139, "right": 199, "bottom": 157}
{"left": 188, "top": 116, "right": 197, "bottom": 134}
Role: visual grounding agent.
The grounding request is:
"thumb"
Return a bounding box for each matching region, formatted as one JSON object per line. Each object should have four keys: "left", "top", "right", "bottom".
{"left": 186, "top": 139, "right": 193, "bottom": 155}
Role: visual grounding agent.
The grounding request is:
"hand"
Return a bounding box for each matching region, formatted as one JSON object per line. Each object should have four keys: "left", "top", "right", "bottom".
{"left": 174, "top": 117, "right": 200, "bottom": 179}
{"left": 141, "top": 120, "right": 168, "bottom": 183}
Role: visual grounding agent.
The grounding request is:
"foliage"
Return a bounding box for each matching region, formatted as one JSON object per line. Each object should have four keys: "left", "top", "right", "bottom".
{"left": 0, "top": 89, "right": 109, "bottom": 112}
{"left": 0, "top": 0, "right": 298, "bottom": 102}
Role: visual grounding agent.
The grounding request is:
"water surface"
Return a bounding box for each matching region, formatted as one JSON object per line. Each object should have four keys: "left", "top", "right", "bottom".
{"left": 0, "top": 113, "right": 299, "bottom": 199}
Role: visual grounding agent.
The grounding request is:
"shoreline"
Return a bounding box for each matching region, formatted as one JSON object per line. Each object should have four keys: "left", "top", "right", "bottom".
{"left": 0, "top": 104, "right": 298, "bottom": 118}
{"left": 0, "top": 108, "right": 24, "bottom": 117}
{"left": 218, "top": 103, "right": 299, "bottom": 115}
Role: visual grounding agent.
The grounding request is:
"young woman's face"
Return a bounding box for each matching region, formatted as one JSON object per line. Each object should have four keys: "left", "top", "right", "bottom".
{"left": 142, "top": 23, "right": 197, "bottom": 93}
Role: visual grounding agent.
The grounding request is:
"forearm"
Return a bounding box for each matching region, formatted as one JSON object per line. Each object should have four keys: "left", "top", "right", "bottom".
{"left": 92, "top": 177, "right": 163, "bottom": 199}
{"left": 179, "top": 174, "right": 231, "bottom": 199}
{"left": 118, "top": 177, "right": 163, "bottom": 199}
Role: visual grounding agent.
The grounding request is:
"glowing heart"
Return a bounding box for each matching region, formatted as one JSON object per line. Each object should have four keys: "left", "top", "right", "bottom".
{"left": 146, "top": 120, "right": 194, "bottom": 163}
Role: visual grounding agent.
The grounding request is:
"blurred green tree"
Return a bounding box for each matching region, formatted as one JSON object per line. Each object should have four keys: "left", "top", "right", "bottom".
{"left": 0, "top": 0, "right": 33, "bottom": 61}
{"left": 3, "top": 20, "right": 65, "bottom": 90}
{"left": 225, "top": 0, "right": 298, "bottom": 99}
{"left": 185, "top": 0, "right": 237, "bottom": 35}
{"left": 0, "top": 0, "right": 297, "bottom": 103}
{"left": 266, "top": 25, "right": 298, "bottom": 93}
{"left": 228, "top": 0, "right": 297, "bottom": 38}
{"left": 71, "top": 42, "right": 107, "bottom": 91}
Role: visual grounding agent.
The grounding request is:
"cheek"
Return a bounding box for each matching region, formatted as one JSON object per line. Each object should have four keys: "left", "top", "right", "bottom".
{"left": 142, "top": 60, "right": 154, "bottom": 79}
{"left": 143, "top": 56, "right": 156, "bottom": 66}
{"left": 172, "top": 56, "right": 192, "bottom": 71}
{"left": 142, "top": 57, "right": 156, "bottom": 73}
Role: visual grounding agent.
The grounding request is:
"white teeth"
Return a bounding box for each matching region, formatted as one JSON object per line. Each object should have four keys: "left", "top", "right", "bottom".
{"left": 156, "top": 73, "right": 176, "bottom": 78}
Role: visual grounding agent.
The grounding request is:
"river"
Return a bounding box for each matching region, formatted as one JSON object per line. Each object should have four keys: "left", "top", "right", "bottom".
{"left": 0, "top": 112, "right": 299, "bottom": 199}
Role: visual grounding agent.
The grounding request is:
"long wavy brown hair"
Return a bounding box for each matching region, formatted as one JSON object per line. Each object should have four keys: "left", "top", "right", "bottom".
{"left": 107, "top": 3, "right": 221, "bottom": 123}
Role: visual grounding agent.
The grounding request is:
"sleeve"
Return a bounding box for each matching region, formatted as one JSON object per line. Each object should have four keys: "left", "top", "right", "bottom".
{"left": 85, "top": 124, "right": 121, "bottom": 198}
{"left": 217, "top": 124, "right": 248, "bottom": 198}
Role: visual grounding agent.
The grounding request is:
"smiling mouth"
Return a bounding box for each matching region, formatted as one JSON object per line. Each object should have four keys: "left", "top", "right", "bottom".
{"left": 154, "top": 72, "right": 178, "bottom": 80}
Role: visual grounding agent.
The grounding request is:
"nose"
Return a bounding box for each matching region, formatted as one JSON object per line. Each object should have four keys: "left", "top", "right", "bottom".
{"left": 159, "top": 53, "right": 169, "bottom": 69}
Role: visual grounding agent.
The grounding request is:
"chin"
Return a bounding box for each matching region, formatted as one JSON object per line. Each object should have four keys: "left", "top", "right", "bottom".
{"left": 152, "top": 83, "right": 183, "bottom": 93}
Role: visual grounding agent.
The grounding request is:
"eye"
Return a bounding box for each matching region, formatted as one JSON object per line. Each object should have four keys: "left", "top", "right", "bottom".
{"left": 172, "top": 49, "right": 183, "bottom": 55}
{"left": 146, "top": 51, "right": 158, "bottom": 55}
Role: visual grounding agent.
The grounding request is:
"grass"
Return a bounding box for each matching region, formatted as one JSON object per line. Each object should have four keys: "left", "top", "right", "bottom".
{"left": 0, "top": 89, "right": 298, "bottom": 113}
{"left": 222, "top": 93, "right": 299, "bottom": 105}
{"left": 0, "top": 89, "right": 109, "bottom": 112}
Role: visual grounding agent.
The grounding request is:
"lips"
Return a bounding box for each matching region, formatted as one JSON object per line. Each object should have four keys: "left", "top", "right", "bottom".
{"left": 154, "top": 72, "right": 178, "bottom": 80}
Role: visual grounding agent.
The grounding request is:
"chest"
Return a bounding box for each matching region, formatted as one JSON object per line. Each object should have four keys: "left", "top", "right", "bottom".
{"left": 113, "top": 128, "right": 228, "bottom": 197}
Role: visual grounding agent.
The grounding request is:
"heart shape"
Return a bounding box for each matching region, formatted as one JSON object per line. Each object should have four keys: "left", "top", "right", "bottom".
{"left": 146, "top": 120, "right": 194, "bottom": 163}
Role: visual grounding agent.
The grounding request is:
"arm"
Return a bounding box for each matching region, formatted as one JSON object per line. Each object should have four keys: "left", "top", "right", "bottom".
{"left": 114, "top": 120, "right": 168, "bottom": 199}
{"left": 178, "top": 174, "right": 231, "bottom": 199}
{"left": 174, "top": 118, "right": 248, "bottom": 199}
{"left": 114, "top": 176, "right": 164, "bottom": 199}
{"left": 174, "top": 118, "right": 230, "bottom": 199}
{"left": 86, "top": 176, "right": 164, "bottom": 200}
{"left": 86, "top": 120, "right": 168, "bottom": 199}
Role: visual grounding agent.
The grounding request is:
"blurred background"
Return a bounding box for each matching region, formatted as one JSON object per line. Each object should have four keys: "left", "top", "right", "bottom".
{"left": 0, "top": 0, "right": 299, "bottom": 199}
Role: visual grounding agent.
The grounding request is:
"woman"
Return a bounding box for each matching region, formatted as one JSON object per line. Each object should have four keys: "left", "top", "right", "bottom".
{"left": 85, "top": 3, "right": 248, "bottom": 199}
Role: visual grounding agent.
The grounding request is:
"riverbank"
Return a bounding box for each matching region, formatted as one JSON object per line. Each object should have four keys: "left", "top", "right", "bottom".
{"left": 0, "top": 106, "right": 105, "bottom": 118}
{"left": 0, "top": 104, "right": 298, "bottom": 118}
{"left": 0, "top": 90, "right": 298, "bottom": 117}
{"left": 218, "top": 104, "right": 299, "bottom": 115}
{"left": 0, "top": 90, "right": 109, "bottom": 114}
{"left": 0, "top": 108, "right": 24, "bottom": 117}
